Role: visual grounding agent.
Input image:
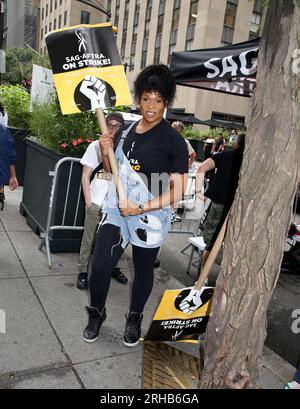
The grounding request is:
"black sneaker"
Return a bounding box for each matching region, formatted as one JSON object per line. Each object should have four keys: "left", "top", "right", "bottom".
{"left": 123, "top": 311, "right": 143, "bottom": 347}
{"left": 112, "top": 267, "right": 128, "bottom": 284}
{"left": 77, "top": 272, "right": 88, "bottom": 290}
{"left": 83, "top": 306, "right": 106, "bottom": 343}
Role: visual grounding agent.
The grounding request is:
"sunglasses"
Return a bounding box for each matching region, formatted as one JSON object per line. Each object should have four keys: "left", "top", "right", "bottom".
{"left": 107, "top": 123, "right": 122, "bottom": 130}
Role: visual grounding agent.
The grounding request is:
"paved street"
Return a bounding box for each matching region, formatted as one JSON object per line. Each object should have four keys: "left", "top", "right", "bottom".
{"left": 0, "top": 187, "right": 297, "bottom": 389}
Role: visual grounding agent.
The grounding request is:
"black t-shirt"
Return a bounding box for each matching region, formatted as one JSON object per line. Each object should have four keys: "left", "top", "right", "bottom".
{"left": 205, "top": 149, "right": 243, "bottom": 208}
{"left": 122, "top": 119, "right": 189, "bottom": 196}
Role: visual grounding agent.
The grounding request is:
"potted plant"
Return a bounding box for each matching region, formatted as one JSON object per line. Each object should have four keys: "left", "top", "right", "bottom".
{"left": 20, "top": 96, "right": 100, "bottom": 252}
{"left": 0, "top": 84, "right": 31, "bottom": 185}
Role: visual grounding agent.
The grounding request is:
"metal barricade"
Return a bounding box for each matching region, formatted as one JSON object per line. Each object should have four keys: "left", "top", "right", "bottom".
{"left": 169, "top": 170, "right": 210, "bottom": 255}
{"left": 39, "top": 157, "right": 84, "bottom": 268}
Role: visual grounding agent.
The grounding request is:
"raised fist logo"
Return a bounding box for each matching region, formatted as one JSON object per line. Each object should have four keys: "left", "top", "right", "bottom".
{"left": 79, "top": 75, "right": 107, "bottom": 110}
{"left": 178, "top": 288, "right": 204, "bottom": 315}
{"left": 75, "top": 76, "right": 116, "bottom": 112}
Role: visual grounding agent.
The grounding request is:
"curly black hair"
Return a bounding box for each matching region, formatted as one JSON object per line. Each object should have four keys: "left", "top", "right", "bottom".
{"left": 133, "top": 64, "right": 176, "bottom": 107}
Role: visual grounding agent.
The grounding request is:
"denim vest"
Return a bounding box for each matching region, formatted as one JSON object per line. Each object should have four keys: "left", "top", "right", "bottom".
{"left": 101, "top": 123, "right": 172, "bottom": 249}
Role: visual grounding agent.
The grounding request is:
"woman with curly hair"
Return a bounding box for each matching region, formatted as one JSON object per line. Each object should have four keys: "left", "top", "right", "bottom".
{"left": 83, "top": 64, "right": 189, "bottom": 347}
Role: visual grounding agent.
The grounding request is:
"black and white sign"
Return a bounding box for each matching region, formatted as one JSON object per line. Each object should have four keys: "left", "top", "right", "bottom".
{"left": 170, "top": 38, "right": 260, "bottom": 97}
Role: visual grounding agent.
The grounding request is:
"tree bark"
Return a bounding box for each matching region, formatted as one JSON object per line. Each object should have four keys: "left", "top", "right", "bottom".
{"left": 200, "top": 0, "right": 300, "bottom": 389}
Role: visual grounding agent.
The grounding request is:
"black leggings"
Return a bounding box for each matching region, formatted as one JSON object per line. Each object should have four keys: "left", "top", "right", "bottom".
{"left": 90, "top": 223, "right": 160, "bottom": 313}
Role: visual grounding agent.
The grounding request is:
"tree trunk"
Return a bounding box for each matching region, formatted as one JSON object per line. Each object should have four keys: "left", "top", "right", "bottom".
{"left": 200, "top": 0, "right": 300, "bottom": 389}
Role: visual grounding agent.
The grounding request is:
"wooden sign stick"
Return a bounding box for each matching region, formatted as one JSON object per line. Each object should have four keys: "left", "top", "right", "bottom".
{"left": 194, "top": 214, "right": 229, "bottom": 290}
{"left": 95, "top": 107, "right": 126, "bottom": 202}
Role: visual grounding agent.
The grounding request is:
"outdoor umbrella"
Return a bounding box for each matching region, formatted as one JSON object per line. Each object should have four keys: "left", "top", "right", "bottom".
{"left": 198, "top": 119, "right": 245, "bottom": 129}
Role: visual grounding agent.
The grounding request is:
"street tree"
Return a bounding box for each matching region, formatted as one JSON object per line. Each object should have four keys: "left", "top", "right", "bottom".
{"left": 200, "top": 0, "right": 300, "bottom": 389}
{"left": 3, "top": 47, "right": 50, "bottom": 89}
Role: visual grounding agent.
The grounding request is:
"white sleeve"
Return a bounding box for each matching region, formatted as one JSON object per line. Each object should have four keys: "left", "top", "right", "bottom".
{"left": 80, "top": 141, "right": 102, "bottom": 170}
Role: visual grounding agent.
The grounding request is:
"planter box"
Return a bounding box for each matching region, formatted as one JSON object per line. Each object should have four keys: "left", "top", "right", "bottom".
{"left": 20, "top": 139, "right": 85, "bottom": 252}
{"left": 9, "top": 127, "right": 30, "bottom": 187}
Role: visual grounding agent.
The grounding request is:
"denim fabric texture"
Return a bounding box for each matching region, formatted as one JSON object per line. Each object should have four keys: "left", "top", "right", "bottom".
{"left": 101, "top": 124, "right": 172, "bottom": 249}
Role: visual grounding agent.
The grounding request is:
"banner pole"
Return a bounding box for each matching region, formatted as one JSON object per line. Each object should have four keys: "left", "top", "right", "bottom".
{"left": 95, "top": 107, "right": 126, "bottom": 201}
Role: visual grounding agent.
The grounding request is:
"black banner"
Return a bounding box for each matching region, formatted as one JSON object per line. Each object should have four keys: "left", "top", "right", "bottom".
{"left": 170, "top": 38, "right": 260, "bottom": 97}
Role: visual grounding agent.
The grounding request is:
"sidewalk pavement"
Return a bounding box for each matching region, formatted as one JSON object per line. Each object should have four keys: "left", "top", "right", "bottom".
{"left": 0, "top": 187, "right": 296, "bottom": 389}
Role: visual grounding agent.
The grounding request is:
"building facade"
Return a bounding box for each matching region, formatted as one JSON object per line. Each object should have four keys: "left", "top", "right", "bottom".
{"left": 107, "top": 0, "right": 263, "bottom": 127}
{"left": 2, "top": 0, "right": 40, "bottom": 50}
{"left": 38, "top": 0, "right": 108, "bottom": 54}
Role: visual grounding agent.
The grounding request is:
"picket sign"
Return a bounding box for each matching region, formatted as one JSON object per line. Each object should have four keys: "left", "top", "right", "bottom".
{"left": 144, "top": 215, "right": 229, "bottom": 342}
{"left": 45, "top": 22, "right": 132, "bottom": 199}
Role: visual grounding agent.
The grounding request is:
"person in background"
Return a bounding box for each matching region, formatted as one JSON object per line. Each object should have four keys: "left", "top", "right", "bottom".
{"left": 203, "top": 137, "right": 215, "bottom": 185}
{"left": 172, "top": 121, "right": 196, "bottom": 169}
{"left": 83, "top": 64, "right": 188, "bottom": 347}
{"left": 203, "top": 137, "right": 214, "bottom": 160}
{"left": 208, "top": 134, "right": 226, "bottom": 185}
{"left": 195, "top": 133, "right": 245, "bottom": 274}
{"left": 0, "top": 103, "right": 8, "bottom": 127}
{"left": 213, "top": 134, "right": 226, "bottom": 153}
{"left": 0, "top": 124, "right": 18, "bottom": 210}
{"left": 76, "top": 112, "right": 128, "bottom": 290}
{"left": 229, "top": 129, "right": 238, "bottom": 145}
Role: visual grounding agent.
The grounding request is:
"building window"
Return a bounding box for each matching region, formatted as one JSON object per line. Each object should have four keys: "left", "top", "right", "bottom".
{"left": 141, "top": 0, "right": 152, "bottom": 69}
{"left": 171, "top": 3, "right": 180, "bottom": 31}
{"left": 41, "top": 28, "right": 43, "bottom": 40}
{"left": 54, "top": 18, "right": 57, "bottom": 30}
{"left": 50, "top": 0, "right": 53, "bottom": 14}
{"left": 187, "top": 0, "right": 198, "bottom": 25}
{"left": 59, "top": 14, "right": 62, "bottom": 28}
{"left": 168, "top": 0, "right": 181, "bottom": 63}
{"left": 249, "top": 0, "right": 262, "bottom": 39}
{"left": 154, "top": 34, "right": 162, "bottom": 65}
{"left": 141, "top": 43, "right": 148, "bottom": 69}
{"left": 221, "top": 0, "right": 238, "bottom": 45}
{"left": 114, "top": 0, "right": 120, "bottom": 28}
{"left": 168, "top": 44, "right": 176, "bottom": 64}
{"left": 46, "top": 4, "right": 48, "bottom": 17}
{"left": 64, "top": 10, "right": 67, "bottom": 25}
{"left": 81, "top": 11, "right": 90, "bottom": 24}
{"left": 223, "top": 0, "right": 238, "bottom": 28}
{"left": 221, "top": 26, "right": 234, "bottom": 45}
{"left": 130, "top": 0, "right": 140, "bottom": 71}
{"left": 106, "top": 0, "right": 111, "bottom": 22}
{"left": 129, "top": 56, "right": 135, "bottom": 70}
{"left": 42, "top": 7, "right": 44, "bottom": 20}
{"left": 49, "top": 22, "right": 52, "bottom": 32}
{"left": 153, "top": 1, "right": 165, "bottom": 64}
{"left": 55, "top": 0, "right": 57, "bottom": 9}
{"left": 121, "top": 0, "right": 130, "bottom": 60}
{"left": 185, "top": 0, "right": 198, "bottom": 50}
{"left": 60, "top": 0, "right": 62, "bottom": 4}
{"left": 45, "top": 25, "right": 47, "bottom": 34}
